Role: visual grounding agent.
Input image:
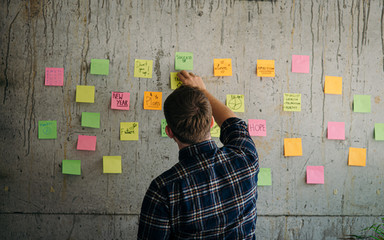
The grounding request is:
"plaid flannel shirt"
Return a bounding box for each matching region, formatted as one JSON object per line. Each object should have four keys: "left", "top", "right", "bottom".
{"left": 138, "top": 117, "right": 259, "bottom": 239}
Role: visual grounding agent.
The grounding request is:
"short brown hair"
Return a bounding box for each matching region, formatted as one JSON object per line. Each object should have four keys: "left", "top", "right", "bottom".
{"left": 164, "top": 86, "right": 212, "bottom": 144}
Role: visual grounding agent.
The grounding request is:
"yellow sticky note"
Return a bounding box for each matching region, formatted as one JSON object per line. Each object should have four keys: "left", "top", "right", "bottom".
{"left": 170, "top": 72, "right": 182, "bottom": 89}
{"left": 324, "top": 76, "right": 342, "bottom": 95}
{"left": 348, "top": 147, "right": 366, "bottom": 166}
{"left": 284, "top": 138, "right": 303, "bottom": 156}
{"left": 257, "top": 60, "right": 275, "bottom": 77}
{"left": 144, "top": 91, "right": 162, "bottom": 110}
{"left": 120, "top": 122, "right": 139, "bottom": 141}
{"left": 134, "top": 59, "right": 153, "bottom": 78}
{"left": 214, "top": 59, "right": 232, "bottom": 76}
{"left": 284, "top": 93, "right": 301, "bottom": 112}
{"left": 103, "top": 156, "right": 122, "bottom": 173}
{"left": 76, "top": 85, "right": 95, "bottom": 103}
{"left": 226, "top": 94, "right": 245, "bottom": 112}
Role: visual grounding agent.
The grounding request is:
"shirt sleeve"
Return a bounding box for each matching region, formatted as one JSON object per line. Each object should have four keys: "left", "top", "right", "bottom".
{"left": 138, "top": 179, "right": 170, "bottom": 240}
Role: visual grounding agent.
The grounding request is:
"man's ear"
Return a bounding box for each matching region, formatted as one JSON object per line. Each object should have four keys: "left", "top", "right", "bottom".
{"left": 165, "top": 125, "right": 174, "bottom": 139}
{"left": 210, "top": 116, "right": 215, "bottom": 128}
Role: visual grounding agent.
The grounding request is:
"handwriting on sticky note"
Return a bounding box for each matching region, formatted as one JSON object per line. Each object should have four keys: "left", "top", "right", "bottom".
{"left": 257, "top": 60, "right": 275, "bottom": 77}
{"left": 353, "top": 95, "right": 371, "bottom": 113}
{"left": 62, "top": 160, "right": 81, "bottom": 175}
{"left": 348, "top": 147, "right": 366, "bottom": 166}
{"left": 248, "top": 119, "right": 266, "bottom": 137}
{"left": 214, "top": 59, "right": 232, "bottom": 76}
{"left": 134, "top": 59, "right": 153, "bottom": 78}
{"left": 111, "top": 92, "right": 130, "bottom": 110}
{"left": 38, "top": 121, "right": 57, "bottom": 139}
{"left": 170, "top": 72, "right": 182, "bottom": 89}
{"left": 292, "top": 55, "right": 310, "bottom": 73}
{"left": 306, "top": 166, "right": 324, "bottom": 184}
{"left": 90, "top": 59, "right": 109, "bottom": 75}
{"left": 103, "top": 156, "right": 122, "bottom": 174}
{"left": 258, "top": 168, "right": 272, "bottom": 186}
{"left": 76, "top": 85, "right": 95, "bottom": 103}
{"left": 175, "top": 52, "right": 193, "bottom": 70}
{"left": 226, "top": 94, "right": 245, "bottom": 112}
{"left": 161, "top": 119, "right": 168, "bottom": 138}
{"left": 77, "top": 135, "right": 97, "bottom": 151}
{"left": 210, "top": 121, "right": 220, "bottom": 138}
{"left": 81, "top": 112, "right": 100, "bottom": 129}
{"left": 375, "top": 123, "right": 384, "bottom": 141}
{"left": 45, "top": 68, "right": 64, "bottom": 86}
{"left": 120, "top": 122, "right": 139, "bottom": 141}
{"left": 327, "top": 122, "right": 345, "bottom": 140}
{"left": 284, "top": 93, "right": 301, "bottom": 112}
{"left": 284, "top": 138, "right": 303, "bottom": 156}
{"left": 144, "top": 91, "right": 162, "bottom": 110}
{"left": 324, "top": 76, "right": 342, "bottom": 95}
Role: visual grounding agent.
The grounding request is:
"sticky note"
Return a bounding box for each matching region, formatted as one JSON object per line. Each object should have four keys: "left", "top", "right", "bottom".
{"left": 81, "top": 112, "right": 100, "bottom": 128}
{"left": 103, "top": 156, "right": 122, "bottom": 174}
{"left": 161, "top": 119, "right": 168, "bottom": 137}
{"left": 175, "top": 52, "right": 193, "bottom": 70}
{"left": 170, "top": 72, "right": 182, "bottom": 89}
{"left": 375, "top": 123, "right": 384, "bottom": 141}
{"left": 134, "top": 59, "right": 153, "bottom": 78}
{"left": 258, "top": 168, "right": 272, "bottom": 186}
{"left": 45, "top": 67, "right": 64, "bottom": 86}
{"left": 76, "top": 85, "right": 95, "bottom": 103}
{"left": 38, "top": 121, "right": 57, "bottom": 139}
{"left": 284, "top": 138, "right": 303, "bottom": 156}
{"left": 327, "top": 122, "right": 345, "bottom": 140}
{"left": 248, "top": 119, "right": 266, "bottom": 137}
{"left": 214, "top": 58, "right": 232, "bottom": 76}
{"left": 90, "top": 59, "right": 109, "bottom": 75}
{"left": 62, "top": 160, "right": 81, "bottom": 175}
{"left": 324, "top": 76, "right": 342, "bottom": 95}
{"left": 284, "top": 93, "right": 301, "bottom": 112}
{"left": 144, "top": 91, "right": 162, "bottom": 110}
{"left": 226, "top": 94, "right": 245, "bottom": 112}
{"left": 120, "top": 122, "right": 139, "bottom": 141}
{"left": 257, "top": 60, "right": 275, "bottom": 77}
{"left": 353, "top": 95, "right": 371, "bottom": 113}
{"left": 111, "top": 92, "right": 130, "bottom": 110}
{"left": 210, "top": 121, "right": 220, "bottom": 138}
{"left": 306, "top": 166, "right": 324, "bottom": 184}
{"left": 348, "top": 147, "right": 366, "bottom": 166}
{"left": 292, "top": 55, "right": 310, "bottom": 73}
{"left": 77, "top": 135, "right": 97, "bottom": 151}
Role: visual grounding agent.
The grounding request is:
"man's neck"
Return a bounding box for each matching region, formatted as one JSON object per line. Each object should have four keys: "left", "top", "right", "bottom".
{"left": 175, "top": 136, "right": 212, "bottom": 150}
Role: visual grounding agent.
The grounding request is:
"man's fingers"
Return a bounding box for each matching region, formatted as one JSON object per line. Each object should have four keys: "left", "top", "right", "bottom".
{"left": 189, "top": 72, "right": 195, "bottom": 77}
{"left": 178, "top": 70, "right": 190, "bottom": 79}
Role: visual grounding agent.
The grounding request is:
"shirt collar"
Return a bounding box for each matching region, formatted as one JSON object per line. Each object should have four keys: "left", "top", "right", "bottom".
{"left": 178, "top": 140, "right": 218, "bottom": 165}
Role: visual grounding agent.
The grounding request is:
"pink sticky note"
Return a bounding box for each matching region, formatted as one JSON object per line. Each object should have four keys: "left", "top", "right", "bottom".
{"left": 306, "top": 166, "right": 324, "bottom": 184}
{"left": 327, "top": 122, "right": 345, "bottom": 140}
{"left": 45, "top": 67, "right": 64, "bottom": 86}
{"left": 248, "top": 119, "right": 266, "bottom": 137}
{"left": 111, "top": 92, "right": 130, "bottom": 110}
{"left": 292, "top": 55, "right": 310, "bottom": 73}
{"left": 77, "top": 135, "right": 97, "bottom": 151}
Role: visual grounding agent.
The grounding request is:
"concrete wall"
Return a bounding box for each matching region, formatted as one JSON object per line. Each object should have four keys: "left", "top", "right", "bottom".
{"left": 1, "top": 0, "right": 383, "bottom": 239}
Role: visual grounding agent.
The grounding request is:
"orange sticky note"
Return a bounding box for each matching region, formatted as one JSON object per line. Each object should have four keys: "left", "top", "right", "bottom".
{"left": 348, "top": 147, "right": 366, "bottom": 166}
{"left": 144, "top": 91, "right": 162, "bottom": 110}
{"left": 257, "top": 60, "right": 275, "bottom": 77}
{"left": 214, "top": 59, "right": 232, "bottom": 76}
{"left": 324, "top": 76, "right": 342, "bottom": 95}
{"left": 284, "top": 138, "right": 302, "bottom": 156}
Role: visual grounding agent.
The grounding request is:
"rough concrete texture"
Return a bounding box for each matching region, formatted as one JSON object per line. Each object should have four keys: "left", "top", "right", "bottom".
{"left": 0, "top": 0, "right": 383, "bottom": 239}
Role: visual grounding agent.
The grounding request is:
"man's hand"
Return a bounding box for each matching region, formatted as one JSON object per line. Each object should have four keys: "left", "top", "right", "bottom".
{"left": 177, "top": 70, "right": 206, "bottom": 90}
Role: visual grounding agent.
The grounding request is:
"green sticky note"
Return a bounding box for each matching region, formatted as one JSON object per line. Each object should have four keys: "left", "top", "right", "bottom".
{"left": 90, "top": 59, "right": 109, "bottom": 75}
{"left": 170, "top": 72, "right": 182, "bottom": 89}
{"left": 375, "top": 123, "right": 384, "bottom": 140}
{"left": 62, "top": 160, "right": 81, "bottom": 175}
{"left": 284, "top": 93, "right": 301, "bottom": 112}
{"left": 354, "top": 95, "right": 371, "bottom": 113}
{"left": 175, "top": 52, "right": 193, "bottom": 70}
{"left": 38, "top": 121, "right": 57, "bottom": 139}
{"left": 210, "top": 121, "right": 220, "bottom": 138}
{"left": 134, "top": 59, "right": 153, "bottom": 78}
{"left": 226, "top": 94, "right": 245, "bottom": 112}
{"left": 161, "top": 119, "right": 168, "bottom": 137}
{"left": 258, "top": 168, "right": 272, "bottom": 186}
{"left": 103, "top": 156, "right": 122, "bottom": 174}
{"left": 81, "top": 112, "right": 100, "bottom": 128}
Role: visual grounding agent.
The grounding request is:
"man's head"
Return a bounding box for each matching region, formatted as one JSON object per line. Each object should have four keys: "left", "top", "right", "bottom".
{"left": 164, "top": 85, "right": 212, "bottom": 145}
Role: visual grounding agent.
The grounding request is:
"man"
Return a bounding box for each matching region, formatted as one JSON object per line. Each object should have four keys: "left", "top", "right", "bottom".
{"left": 138, "top": 70, "right": 259, "bottom": 239}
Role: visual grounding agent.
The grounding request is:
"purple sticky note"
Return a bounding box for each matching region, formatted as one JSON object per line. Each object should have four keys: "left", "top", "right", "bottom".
{"left": 248, "top": 119, "right": 266, "bottom": 137}
{"left": 292, "top": 55, "right": 310, "bottom": 73}
{"left": 306, "top": 166, "right": 324, "bottom": 184}
{"left": 327, "top": 122, "right": 345, "bottom": 140}
{"left": 45, "top": 67, "right": 64, "bottom": 86}
{"left": 77, "top": 135, "right": 97, "bottom": 151}
{"left": 111, "top": 92, "right": 130, "bottom": 110}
